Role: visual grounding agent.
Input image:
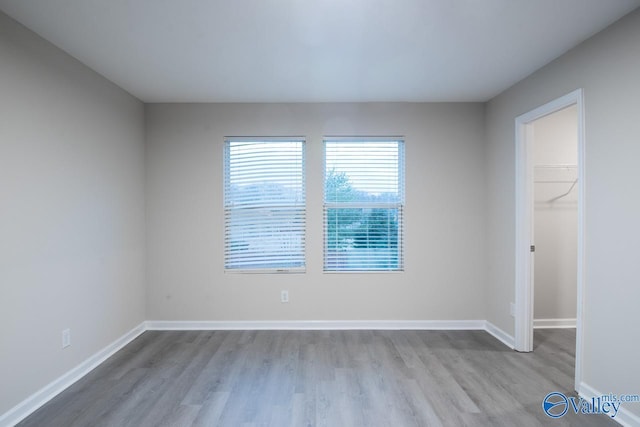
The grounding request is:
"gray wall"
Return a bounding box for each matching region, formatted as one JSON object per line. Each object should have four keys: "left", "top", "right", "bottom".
{"left": 0, "top": 12, "right": 146, "bottom": 415}
{"left": 485, "top": 7, "right": 640, "bottom": 415}
{"left": 145, "top": 103, "right": 487, "bottom": 322}
{"left": 3, "top": 3, "right": 640, "bottom": 421}
{"left": 533, "top": 106, "right": 577, "bottom": 322}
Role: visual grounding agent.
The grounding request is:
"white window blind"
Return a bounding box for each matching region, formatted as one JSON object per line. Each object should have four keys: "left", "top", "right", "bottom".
{"left": 224, "top": 138, "right": 305, "bottom": 272}
{"left": 324, "top": 138, "right": 404, "bottom": 272}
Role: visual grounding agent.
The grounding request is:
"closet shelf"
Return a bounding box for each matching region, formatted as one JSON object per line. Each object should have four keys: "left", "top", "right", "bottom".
{"left": 534, "top": 163, "right": 578, "bottom": 184}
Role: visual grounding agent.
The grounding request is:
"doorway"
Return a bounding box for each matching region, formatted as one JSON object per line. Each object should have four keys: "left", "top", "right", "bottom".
{"left": 514, "top": 89, "right": 585, "bottom": 392}
{"left": 533, "top": 105, "right": 578, "bottom": 330}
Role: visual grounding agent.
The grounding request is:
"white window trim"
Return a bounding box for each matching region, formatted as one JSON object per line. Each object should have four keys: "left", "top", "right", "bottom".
{"left": 224, "top": 136, "right": 306, "bottom": 273}
{"left": 323, "top": 136, "right": 405, "bottom": 273}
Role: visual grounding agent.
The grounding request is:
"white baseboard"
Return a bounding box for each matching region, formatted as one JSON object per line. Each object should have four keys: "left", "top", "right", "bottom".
{"left": 0, "top": 322, "right": 146, "bottom": 427}
{"left": 8, "top": 318, "right": 637, "bottom": 427}
{"left": 484, "top": 321, "right": 515, "bottom": 349}
{"left": 579, "top": 382, "right": 640, "bottom": 427}
{"left": 145, "top": 319, "right": 487, "bottom": 331}
{"left": 1, "top": 318, "right": 513, "bottom": 426}
{"left": 534, "top": 318, "right": 577, "bottom": 329}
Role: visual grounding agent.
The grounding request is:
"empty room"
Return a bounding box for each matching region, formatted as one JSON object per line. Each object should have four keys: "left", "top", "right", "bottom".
{"left": 1, "top": 1, "right": 639, "bottom": 426}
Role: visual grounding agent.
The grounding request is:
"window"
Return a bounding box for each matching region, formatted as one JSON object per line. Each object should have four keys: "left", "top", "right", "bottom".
{"left": 224, "top": 138, "right": 305, "bottom": 271}
{"left": 324, "top": 138, "right": 404, "bottom": 271}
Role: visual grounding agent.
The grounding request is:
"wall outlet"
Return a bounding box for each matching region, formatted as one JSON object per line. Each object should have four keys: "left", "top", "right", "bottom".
{"left": 509, "top": 302, "right": 515, "bottom": 317}
{"left": 281, "top": 290, "right": 289, "bottom": 303}
{"left": 62, "top": 329, "right": 71, "bottom": 348}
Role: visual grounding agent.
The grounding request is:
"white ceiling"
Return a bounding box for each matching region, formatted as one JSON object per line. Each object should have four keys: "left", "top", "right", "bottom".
{"left": 1, "top": 0, "right": 639, "bottom": 103}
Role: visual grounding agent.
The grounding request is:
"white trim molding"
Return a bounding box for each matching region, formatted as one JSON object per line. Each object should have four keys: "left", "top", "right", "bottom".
{"left": 147, "top": 319, "right": 516, "bottom": 349}
{"left": 145, "top": 319, "right": 487, "bottom": 331}
{"left": 514, "top": 88, "right": 586, "bottom": 393}
{"left": 484, "top": 321, "right": 515, "bottom": 349}
{"left": 0, "top": 322, "right": 146, "bottom": 427}
{"left": 579, "top": 382, "right": 640, "bottom": 427}
{"left": 533, "top": 318, "right": 577, "bottom": 329}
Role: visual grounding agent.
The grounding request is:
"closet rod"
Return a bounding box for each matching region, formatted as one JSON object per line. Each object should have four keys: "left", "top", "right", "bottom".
{"left": 534, "top": 164, "right": 577, "bottom": 168}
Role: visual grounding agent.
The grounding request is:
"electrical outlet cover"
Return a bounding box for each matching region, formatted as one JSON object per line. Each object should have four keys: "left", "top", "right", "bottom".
{"left": 62, "top": 329, "right": 71, "bottom": 348}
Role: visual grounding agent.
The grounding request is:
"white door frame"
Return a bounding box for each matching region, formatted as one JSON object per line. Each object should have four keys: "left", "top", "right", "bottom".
{"left": 514, "top": 88, "right": 585, "bottom": 391}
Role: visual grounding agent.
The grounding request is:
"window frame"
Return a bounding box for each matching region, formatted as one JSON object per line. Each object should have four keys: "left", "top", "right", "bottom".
{"left": 323, "top": 136, "right": 405, "bottom": 273}
{"left": 223, "top": 136, "right": 306, "bottom": 273}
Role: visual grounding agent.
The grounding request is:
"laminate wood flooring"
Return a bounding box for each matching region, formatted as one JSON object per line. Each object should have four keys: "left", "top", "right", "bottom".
{"left": 17, "top": 329, "right": 618, "bottom": 426}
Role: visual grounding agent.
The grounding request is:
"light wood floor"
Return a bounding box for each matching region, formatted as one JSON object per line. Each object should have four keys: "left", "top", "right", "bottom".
{"left": 18, "top": 328, "right": 617, "bottom": 426}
